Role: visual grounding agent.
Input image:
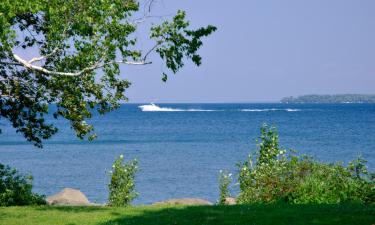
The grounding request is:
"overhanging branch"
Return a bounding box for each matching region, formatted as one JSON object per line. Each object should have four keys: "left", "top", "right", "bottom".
{"left": 1, "top": 38, "right": 163, "bottom": 77}
{"left": 2, "top": 53, "right": 151, "bottom": 77}
{"left": 28, "top": 48, "right": 60, "bottom": 64}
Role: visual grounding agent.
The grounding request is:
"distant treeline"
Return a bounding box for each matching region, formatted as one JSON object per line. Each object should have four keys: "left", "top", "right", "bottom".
{"left": 281, "top": 94, "right": 375, "bottom": 103}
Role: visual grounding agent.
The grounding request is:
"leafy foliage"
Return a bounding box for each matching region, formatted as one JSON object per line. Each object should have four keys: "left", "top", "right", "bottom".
{"left": 0, "top": 1, "right": 216, "bottom": 147}
{"left": 150, "top": 10, "right": 217, "bottom": 78}
{"left": 237, "top": 124, "right": 375, "bottom": 204}
{"left": 108, "top": 155, "right": 138, "bottom": 206}
{"left": 0, "top": 163, "right": 46, "bottom": 206}
{"left": 218, "top": 170, "right": 232, "bottom": 205}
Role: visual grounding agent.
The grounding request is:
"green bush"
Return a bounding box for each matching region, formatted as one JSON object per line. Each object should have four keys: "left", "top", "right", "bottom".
{"left": 108, "top": 155, "right": 138, "bottom": 206}
{"left": 218, "top": 170, "right": 232, "bottom": 205}
{"left": 0, "top": 163, "right": 46, "bottom": 206}
{"left": 237, "top": 124, "right": 375, "bottom": 204}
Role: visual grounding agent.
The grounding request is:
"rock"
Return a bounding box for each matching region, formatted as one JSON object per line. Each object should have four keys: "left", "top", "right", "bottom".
{"left": 152, "top": 198, "right": 213, "bottom": 206}
{"left": 224, "top": 197, "right": 236, "bottom": 205}
{"left": 46, "top": 188, "right": 92, "bottom": 206}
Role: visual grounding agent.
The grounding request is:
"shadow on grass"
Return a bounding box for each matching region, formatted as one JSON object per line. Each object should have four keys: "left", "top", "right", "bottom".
{"left": 97, "top": 204, "right": 375, "bottom": 225}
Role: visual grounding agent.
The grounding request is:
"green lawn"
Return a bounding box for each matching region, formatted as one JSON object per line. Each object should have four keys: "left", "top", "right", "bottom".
{"left": 0, "top": 204, "right": 374, "bottom": 225}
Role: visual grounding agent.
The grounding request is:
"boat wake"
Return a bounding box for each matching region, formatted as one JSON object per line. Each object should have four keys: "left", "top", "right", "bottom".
{"left": 138, "top": 103, "right": 217, "bottom": 112}
{"left": 138, "top": 104, "right": 301, "bottom": 112}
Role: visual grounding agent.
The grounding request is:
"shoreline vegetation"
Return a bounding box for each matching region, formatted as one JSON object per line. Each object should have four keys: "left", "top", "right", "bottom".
{"left": 281, "top": 94, "right": 375, "bottom": 103}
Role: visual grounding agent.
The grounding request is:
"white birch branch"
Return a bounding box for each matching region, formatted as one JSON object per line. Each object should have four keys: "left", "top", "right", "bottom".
{"left": 9, "top": 53, "right": 151, "bottom": 77}
{"left": 28, "top": 48, "right": 60, "bottom": 64}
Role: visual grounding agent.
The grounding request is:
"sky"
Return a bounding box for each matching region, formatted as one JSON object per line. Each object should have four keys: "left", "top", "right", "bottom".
{"left": 16, "top": 0, "right": 375, "bottom": 103}
{"left": 118, "top": 0, "right": 375, "bottom": 103}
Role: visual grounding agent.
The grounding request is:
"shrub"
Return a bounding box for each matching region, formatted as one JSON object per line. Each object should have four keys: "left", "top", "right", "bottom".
{"left": 237, "top": 124, "right": 375, "bottom": 204}
{"left": 0, "top": 163, "right": 46, "bottom": 206}
{"left": 218, "top": 170, "right": 232, "bottom": 205}
{"left": 108, "top": 155, "right": 138, "bottom": 206}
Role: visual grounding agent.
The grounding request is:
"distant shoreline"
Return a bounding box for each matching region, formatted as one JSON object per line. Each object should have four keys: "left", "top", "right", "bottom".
{"left": 281, "top": 94, "right": 375, "bottom": 104}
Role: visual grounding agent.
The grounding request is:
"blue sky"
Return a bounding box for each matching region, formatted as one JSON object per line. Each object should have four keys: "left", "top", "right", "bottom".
{"left": 120, "top": 0, "right": 375, "bottom": 103}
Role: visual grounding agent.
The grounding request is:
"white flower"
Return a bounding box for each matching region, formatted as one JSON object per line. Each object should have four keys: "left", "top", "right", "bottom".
{"left": 119, "top": 154, "right": 124, "bottom": 159}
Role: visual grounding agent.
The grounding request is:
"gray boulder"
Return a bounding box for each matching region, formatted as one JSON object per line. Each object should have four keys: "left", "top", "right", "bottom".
{"left": 152, "top": 198, "right": 213, "bottom": 206}
{"left": 46, "top": 188, "right": 93, "bottom": 206}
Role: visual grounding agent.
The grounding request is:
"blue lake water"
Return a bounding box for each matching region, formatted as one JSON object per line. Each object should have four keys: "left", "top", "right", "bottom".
{"left": 1, "top": 103, "right": 374, "bottom": 204}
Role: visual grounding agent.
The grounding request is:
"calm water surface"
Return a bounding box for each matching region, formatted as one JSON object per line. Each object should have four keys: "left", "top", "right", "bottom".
{"left": 1, "top": 103, "right": 374, "bottom": 204}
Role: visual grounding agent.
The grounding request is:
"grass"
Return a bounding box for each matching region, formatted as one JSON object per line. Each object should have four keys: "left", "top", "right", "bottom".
{"left": 0, "top": 204, "right": 374, "bottom": 225}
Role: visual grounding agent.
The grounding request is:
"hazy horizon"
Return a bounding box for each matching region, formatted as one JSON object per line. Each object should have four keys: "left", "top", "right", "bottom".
{"left": 126, "top": 93, "right": 375, "bottom": 104}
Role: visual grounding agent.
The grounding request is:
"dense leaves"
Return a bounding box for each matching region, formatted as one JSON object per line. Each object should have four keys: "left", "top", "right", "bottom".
{"left": 0, "top": 163, "right": 46, "bottom": 206}
{"left": 0, "top": 0, "right": 216, "bottom": 147}
{"left": 108, "top": 155, "right": 138, "bottom": 206}
{"left": 218, "top": 170, "right": 232, "bottom": 205}
{"left": 150, "top": 10, "right": 217, "bottom": 78}
{"left": 237, "top": 124, "right": 375, "bottom": 204}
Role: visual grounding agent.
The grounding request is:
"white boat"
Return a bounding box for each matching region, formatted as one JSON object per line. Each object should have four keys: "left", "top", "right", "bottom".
{"left": 138, "top": 103, "right": 180, "bottom": 112}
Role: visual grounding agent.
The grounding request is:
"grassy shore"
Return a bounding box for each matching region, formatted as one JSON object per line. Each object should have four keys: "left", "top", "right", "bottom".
{"left": 0, "top": 203, "right": 374, "bottom": 225}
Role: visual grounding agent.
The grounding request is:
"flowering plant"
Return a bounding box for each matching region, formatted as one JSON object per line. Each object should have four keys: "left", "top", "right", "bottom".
{"left": 108, "top": 155, "right": 138, "bottom": 206}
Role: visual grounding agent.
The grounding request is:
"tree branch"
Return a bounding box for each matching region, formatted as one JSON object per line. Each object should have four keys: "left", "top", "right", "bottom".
{"left": 0, "top": 61, "right": 22, "bottom": 66}
{"left": 148, "top": 0, "right": 156, "bottom": 12}
{"left": 143, "top": 40, "right": 163, "bottom": 61}
{"left": 28, "top": 48, "right": 60, "bottom": 64}
{"left": 8, "top": 53, "right": 151, "bottom": 77}
{"left": 131, "top": 14, "right": 173, "bottom": 25}
{"left": 2, "top": 31, "right": 162, "bottom": 77}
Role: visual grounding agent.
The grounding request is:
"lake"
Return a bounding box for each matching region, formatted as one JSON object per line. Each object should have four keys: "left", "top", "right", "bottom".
{"left": 1, "top": 103, "right": 374, "bottom": 204}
